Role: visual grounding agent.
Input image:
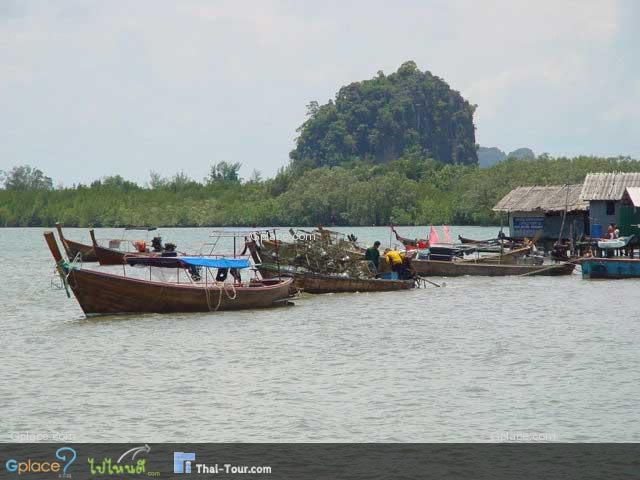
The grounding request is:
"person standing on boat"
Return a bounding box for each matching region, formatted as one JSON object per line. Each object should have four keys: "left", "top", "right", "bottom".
{"left": 365, "top": 241, "right": 381, "bottom": 271}
{"left": 384, "top": 248, "right": 404, "bottom": 274}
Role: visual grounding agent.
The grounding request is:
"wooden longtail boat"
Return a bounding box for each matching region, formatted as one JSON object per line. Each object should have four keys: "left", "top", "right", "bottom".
{"left": 457, "top": 235, "right": 500, "bottom": 245}
{"left": 257, "top": 263, "right": 415, "bottom": 294}
{"left": 392, "top": 227, "right": 511, "bottom": 254}
{"left": 457, "top": 235, "right": 523, "bottom": 251}
{"left": 55, "top": 223, "right": 97, "bottom": 262}
{"left": 460, "top": 246, "right": 542, "bottom": 265}
{"left": 44, "top": 232, "right": 294, "bottom": 315}
{"left": 580, "top": 257, "right": 640, "bottom": 279}
{"left": 89, "top": 229, "right": 162, "bottom": 266}
{"left": 391, "top": 226, "right": 428, "bottom": 248}
{"left": 260, "top": 238, "right": 301, "bottom": 261}
{"left": 411, "top": 259, "right": 575, "bottom": 277}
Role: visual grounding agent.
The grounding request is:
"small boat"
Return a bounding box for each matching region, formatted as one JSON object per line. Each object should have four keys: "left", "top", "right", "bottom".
{"left": 55, "top": 223, "right": 97, "bottom": 262}
{"left": 411, "top": 258, "right": 575, "bottom": 277}
{"left": 458, "top": 235, "right": 496, "bottom": 244}
{"left": 391, "top": 226, "right": 428, "bottom": 249}
{"left": 580, "top": 257, "right": 640, "bottom": 279}
{"left": 458, "top": 234, "right": 522, "bottom": 250}
{"left": 392, "top": 227, "right": 511, "bottom": 253}
{"left": 44, "top": 232, "right": 294, "bottom": 315}
{"left": 597, "top": 236, "right": 634, "bottom": 250}
{"left": 425, "top": 243, "right": 466, "bottom": 261}
{"left": 89, "top": 228, "right": 174, "bottom": 266}
{"left": 460, "top": 246, "right": 543, "bottom": 265}
{"left": 256, "top": 263, "right": 416, "bottom": 294}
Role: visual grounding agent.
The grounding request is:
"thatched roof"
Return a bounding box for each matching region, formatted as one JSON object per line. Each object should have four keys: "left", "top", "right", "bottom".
{"left": 493, "top": 185, "right": 588, "bottom": 213}
{"left": 580, "top": 172, "right": 640, "bottom": 201}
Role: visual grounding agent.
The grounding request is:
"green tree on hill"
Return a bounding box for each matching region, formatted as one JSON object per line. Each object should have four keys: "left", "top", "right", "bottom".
{"left": 290, "top": 61, "right": 478, "bottom": 172}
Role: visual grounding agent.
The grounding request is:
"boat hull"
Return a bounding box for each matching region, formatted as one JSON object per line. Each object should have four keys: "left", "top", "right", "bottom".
{"left": 460, "top": 246, "right": 541, "bottom": 265}
{"left": 90, "top": 229, "right": 158, "bottom": 266}
{"left": 458, "top": 236, "right": 492, "bottom": 244}
{"left": 580, "top": 258, "right": 640, "bottom": 279}
{"left": 93, "top": 244, "right": 142, "bottom": 266}
{"left": 258, "top": 264, "right": 415, "bottom": 294}
{"left": 56, "top": 223, "right": 97, "bottom": 262}
{"left": 64, "top": 267, "right": 294, "bottom": 315}
{"left": 62, "top": 238, "right": 98, "bottom": 262}
{"left": 411, "top": 259, "right": 575, "bottom": 277}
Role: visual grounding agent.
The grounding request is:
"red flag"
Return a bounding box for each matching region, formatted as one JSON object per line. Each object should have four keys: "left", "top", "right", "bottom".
{"left": 443, "top": 225, "right": 451, "bottom": 243}
{"left": 429, "top": 225, "right": 440, "bottom": 245}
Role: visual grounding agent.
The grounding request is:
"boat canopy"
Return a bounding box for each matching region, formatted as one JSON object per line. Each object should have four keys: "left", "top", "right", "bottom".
{"left": 180, "top": 257, "right": 250, "bottom": 268}
{"left": 126, "top": 256, "right": 251, "bottom": 269}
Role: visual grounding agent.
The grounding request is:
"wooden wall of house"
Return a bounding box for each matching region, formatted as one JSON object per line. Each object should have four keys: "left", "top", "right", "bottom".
{"left": 508, "top": 211, "right": 587, "bottom": 240}
{"left": 617, "top": 205, "right": 640, "bottom": 236}
{"left": 588, "top": 200, "right": 617, "bottom": 234}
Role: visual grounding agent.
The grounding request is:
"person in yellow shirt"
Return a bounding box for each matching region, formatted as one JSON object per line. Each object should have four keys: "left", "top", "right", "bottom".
{"left": 383, "top": 248, "right": 403, "bottom": 273}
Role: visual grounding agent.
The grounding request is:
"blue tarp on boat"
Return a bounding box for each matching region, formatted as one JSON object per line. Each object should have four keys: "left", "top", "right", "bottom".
{"left": 126, "top": 256, "right": 250, "bottom": 269}
{"left": 179, "top": 257, "right": 250, "bottom": 269}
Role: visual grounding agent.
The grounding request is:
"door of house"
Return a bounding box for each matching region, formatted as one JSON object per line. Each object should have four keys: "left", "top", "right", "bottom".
{"left": 617, "top": 205, "right": 640, "bottom": 236}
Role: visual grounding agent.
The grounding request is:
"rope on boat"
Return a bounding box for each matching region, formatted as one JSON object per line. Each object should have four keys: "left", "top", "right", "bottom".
{"left": 224, "top": 282, "right": 237, "bottom": 300}
{"left": 204, "top": 282, "right": 238, "bottom": 312}
{"left": 50, "top": 266, "right": 69, "bottom": 297}
{"left": 204, "top": 284, "right": 221, "bottom": 312}
{"left": 49, "top": 259, "right": 81, "bottom": 298}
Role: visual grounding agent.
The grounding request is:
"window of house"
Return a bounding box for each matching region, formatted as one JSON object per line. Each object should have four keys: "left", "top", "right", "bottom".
{"left": 606, "top": 201, "right": 615, "bottom": 216}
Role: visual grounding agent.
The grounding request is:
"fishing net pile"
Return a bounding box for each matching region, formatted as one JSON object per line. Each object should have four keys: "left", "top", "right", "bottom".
{"left": 257, "top": 228, "right": 372, "bottom": 278}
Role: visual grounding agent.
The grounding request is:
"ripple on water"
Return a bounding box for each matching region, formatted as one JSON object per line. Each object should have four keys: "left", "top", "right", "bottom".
{"left": 1, "top": 227, "right": 639, "bottom": 441}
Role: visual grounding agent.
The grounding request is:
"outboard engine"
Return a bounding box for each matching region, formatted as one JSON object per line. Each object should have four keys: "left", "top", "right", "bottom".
{"left": 151, "top": 236, "right": 163, "bottom": 252}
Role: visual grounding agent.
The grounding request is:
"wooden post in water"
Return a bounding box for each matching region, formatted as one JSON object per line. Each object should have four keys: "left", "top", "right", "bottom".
{"left": 274, "top": 229, "right": 281, "bottom": 277}
{"left": 499, "top": 214, "right": 505, "bottom": 263}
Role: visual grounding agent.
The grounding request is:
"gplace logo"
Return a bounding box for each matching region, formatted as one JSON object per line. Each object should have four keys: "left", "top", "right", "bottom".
{"left": 174, "top": 452, "right": 196, "bottom": 474}
{"left": 5, "top": 447, "right": 77, "bottom": 476}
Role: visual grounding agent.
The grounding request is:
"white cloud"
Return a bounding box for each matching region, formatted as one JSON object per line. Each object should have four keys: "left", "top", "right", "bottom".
{"left": 0, "top": 0, "right": 637, "bottom": 184}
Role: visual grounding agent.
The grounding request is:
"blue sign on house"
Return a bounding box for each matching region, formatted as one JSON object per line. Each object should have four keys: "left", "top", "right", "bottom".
{"left": 513, "top": 216, "right": 544, "bottom": 236}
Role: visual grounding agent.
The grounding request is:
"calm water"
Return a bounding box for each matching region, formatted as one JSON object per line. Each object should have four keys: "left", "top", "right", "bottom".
{"left": 1, "top": 226, "right": 639, "bottom": 442}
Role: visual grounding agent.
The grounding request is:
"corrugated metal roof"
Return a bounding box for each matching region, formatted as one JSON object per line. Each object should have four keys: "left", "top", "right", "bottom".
{"left": 493, "top": 184, "right": 588, "bottom": 213}
{"left": 580, "top": 172, "right": 640, "bottom": 201}
{"left": 623, "top": 187, "right": 640, "bottom": 207}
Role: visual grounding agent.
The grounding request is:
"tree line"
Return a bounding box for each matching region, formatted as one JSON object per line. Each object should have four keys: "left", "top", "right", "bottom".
{"left": 2, "top": 155, "right": 639, "bottom": 228}
{"left": 3, "top": 62, "right": 639, "bottom": 227}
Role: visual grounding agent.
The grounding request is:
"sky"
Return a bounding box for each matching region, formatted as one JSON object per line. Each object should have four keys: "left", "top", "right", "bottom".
{"left": 1, "top": 0, "right": 639, "bottom": 185}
